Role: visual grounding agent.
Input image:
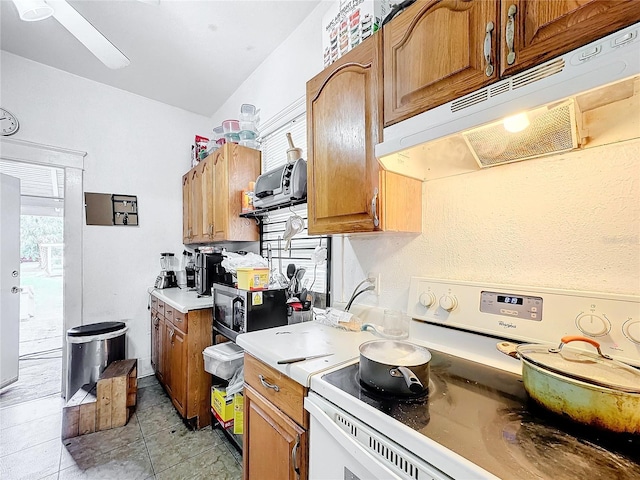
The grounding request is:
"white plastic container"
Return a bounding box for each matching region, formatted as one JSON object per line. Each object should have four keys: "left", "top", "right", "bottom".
{"left": 203, "top": 342, "right": 244, "bottom": 379}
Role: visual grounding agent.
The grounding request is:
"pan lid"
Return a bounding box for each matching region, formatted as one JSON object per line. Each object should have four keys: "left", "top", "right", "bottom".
{"left": 517, "top": 336, "right": 640, "bottom": 393}
{"left": 360, "top": 339, "right": 432, "bottom": 366}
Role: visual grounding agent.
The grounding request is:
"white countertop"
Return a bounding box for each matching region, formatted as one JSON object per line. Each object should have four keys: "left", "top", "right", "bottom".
{"left": 147, "top": 287, "right": 213, "bottom": 313}
{"left": 236, "top": 321, "right": 376, "bottom": 387}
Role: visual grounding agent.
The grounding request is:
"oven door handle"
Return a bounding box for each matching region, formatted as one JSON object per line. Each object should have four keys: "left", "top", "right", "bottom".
{"left": 305, "top": 397, "right": 404, "bottom": 480}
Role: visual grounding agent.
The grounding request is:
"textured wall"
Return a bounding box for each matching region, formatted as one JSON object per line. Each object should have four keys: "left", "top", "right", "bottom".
{"left": 1, "top": 52, "right": 211, "bottom": 376}
{"left": 339, "top": 139, "right": 640, "bottom": 312}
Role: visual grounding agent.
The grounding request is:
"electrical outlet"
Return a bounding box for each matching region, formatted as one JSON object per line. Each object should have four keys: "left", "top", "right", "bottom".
{"left": 368, "top": 272, "right": 381, "bottom": 295}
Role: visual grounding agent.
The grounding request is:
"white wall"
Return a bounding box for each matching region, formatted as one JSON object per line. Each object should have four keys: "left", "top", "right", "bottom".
{"left": 340, "top": 140, "right": 640, "bottom": 311}
{"left": 210, "top": 2, "right": 331, "bottom": 129}
{"left": 1, "top": 52, "right": 211, "bottom": 376}
{"left": 211, "top": 5, "right": 640, "bottom": 310}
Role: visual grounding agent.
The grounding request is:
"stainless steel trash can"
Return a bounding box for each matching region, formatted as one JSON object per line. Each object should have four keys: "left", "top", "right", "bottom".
{"left": 66, "top": 321, "right": 127, "bottom": 400}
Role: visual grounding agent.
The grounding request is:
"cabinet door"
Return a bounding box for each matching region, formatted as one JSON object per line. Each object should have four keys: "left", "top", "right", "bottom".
{"left": 151, "top": 310, "right": 164, "bottom": 382}
{"left": 182, "top": 173, "right": 191, "bottom": 243}
{"left": 190, "top": 165, "right": 204, "bottom": 243}
{"left": 500, "top": 0, "right": 640, "bottom": 77}
{"left": 162, "top": 320, "right": 173, "bottom": 397}
{"left": 200, "top": 156, "right": 216, "bottom": 240}
{"left": 243, "top": 385, "right": 307, "bottom": 480}
{"left": 168, "top": 327, "right": 187, "bottom": 416}
{"left": 212, "top": 149, "right": 229, "bottom": 241}
{"left": 307, "top": 34, "right": 383, "bottom": 235}
{"left": 384, "top": 0, "right": 500, "bottom": 126}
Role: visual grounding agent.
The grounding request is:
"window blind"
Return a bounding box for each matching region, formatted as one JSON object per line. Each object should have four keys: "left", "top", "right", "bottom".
{"left": 258, "top": 113, "right": 330, "bottom": 307}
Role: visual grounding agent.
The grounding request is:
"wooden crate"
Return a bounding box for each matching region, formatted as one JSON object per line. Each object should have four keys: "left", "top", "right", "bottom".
{"left": 96, "top": 359, "right": 137, "bottom": 431}
{"left": 62, "top": 383, "right": 97, "bottom": 440}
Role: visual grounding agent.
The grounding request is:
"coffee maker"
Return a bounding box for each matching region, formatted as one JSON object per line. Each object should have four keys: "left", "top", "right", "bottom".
{"left": 195, "top": 248, "right": 232, "bottom": 295}
{"left": 155, "top": 252, "right": 178, "bottom": 289}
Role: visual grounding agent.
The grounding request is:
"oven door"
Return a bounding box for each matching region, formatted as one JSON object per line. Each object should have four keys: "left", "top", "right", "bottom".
{"left": 305, "top": 392, "right": 450, "bottom": 480}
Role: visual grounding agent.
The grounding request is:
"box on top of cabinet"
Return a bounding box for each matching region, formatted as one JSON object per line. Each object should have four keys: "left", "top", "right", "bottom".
{"left": 322, "top": 0, "right": 391, "bottom": 67}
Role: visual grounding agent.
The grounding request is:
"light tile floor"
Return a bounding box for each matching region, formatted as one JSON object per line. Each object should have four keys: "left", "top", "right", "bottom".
{"left": 0, "top": 375, "right": 242, "bottom": 480}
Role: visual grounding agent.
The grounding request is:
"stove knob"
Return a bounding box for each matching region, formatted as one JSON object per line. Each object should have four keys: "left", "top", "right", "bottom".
{"left": 419, "top": 292, "right": 436, "bottom": 307}
{"left": 575, "top": 313, "right": 610, "bottom": 337}
{"left": 439, "top": 294, "right": 458, "bottom": 312}
{"left": 622, "top": 320, "right": 640, "bottom": 344}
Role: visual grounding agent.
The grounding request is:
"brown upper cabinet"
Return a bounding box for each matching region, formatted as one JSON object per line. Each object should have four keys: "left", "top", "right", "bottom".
{"left": 499, "top": 0, "right": 640, "bottom": 77}
{"left": 383, "top": 0, "right": 640, "bottom": 126}
{"left": 182, "top": 143, "right": 260, "bottom": 244}
{"left": 384, "top": 0, "right": 500, "bottom": 126}
{"left": 182, "top": 173, "right": 191, "bottom": 242}
{"left": 307, "top": 34, "right": 422, "bottom": 235}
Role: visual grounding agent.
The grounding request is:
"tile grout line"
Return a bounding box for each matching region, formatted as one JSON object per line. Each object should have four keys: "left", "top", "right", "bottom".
{"left": 0, "top": 392, "right": 62, "bottom": 411}
{"left": 137, "top": 411, "right": 158, "bottom": 478}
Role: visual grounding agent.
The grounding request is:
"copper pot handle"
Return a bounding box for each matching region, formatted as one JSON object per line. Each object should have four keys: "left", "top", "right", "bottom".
{"left": 549, "top": 335, "right": 612, "bottom": 359}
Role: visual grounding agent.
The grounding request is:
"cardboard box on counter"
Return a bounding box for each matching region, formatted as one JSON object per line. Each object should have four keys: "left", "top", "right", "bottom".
{"left": 322, "top": 0, "right": 392, "bottom": 67}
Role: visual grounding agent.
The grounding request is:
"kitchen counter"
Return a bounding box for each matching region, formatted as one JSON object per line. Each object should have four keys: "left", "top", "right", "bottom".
{"left": 236, "top": 321, "right": 375, "bottom": 386}
{"left": 147, "top": 287, "right": 212, "bottom": 313}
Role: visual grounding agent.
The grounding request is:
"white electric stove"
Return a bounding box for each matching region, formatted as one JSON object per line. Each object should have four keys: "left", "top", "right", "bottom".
{"left": 305, "top": 278, "right": 640, "bottom": 480}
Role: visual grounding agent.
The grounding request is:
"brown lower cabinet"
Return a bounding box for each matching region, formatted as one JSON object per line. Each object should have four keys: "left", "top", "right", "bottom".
{"left": 150, "top": 295, "right": 212, "bottom": 429}
{"left": 243, "top": 354, "right": 308, "bottom": 480}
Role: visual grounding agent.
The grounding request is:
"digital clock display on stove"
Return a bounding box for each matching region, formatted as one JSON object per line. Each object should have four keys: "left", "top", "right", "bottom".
{"left": 497, "top": 295, "right": 524, "bottom": 305}
{"left": 480, "top": 291, "right": 543, "bottom": 321}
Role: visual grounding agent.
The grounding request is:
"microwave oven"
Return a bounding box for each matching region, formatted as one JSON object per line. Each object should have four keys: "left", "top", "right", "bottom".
{"left": 212, "top": 283, "right": 288, "bottom": 341}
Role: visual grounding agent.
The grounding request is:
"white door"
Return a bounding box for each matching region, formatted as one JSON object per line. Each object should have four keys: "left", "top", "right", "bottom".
{"left": 1, "top": 173, "right": 21, "bottom": 388}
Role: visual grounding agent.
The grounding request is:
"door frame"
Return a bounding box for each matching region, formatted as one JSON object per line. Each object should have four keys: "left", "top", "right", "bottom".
{"left": 0, "top": 137, "right": 86, "bottom": 398}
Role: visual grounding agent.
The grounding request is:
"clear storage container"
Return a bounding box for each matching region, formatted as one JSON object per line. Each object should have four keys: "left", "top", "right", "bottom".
{"left": 203, "top": 342, "right": 244, "bottom": 379}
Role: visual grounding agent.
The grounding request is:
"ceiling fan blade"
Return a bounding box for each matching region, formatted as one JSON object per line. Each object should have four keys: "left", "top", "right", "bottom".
{"left": 47, "top": 0, "right": 130, "bottom": 69}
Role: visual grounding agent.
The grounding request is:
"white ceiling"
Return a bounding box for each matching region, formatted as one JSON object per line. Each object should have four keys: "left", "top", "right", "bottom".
{"left": 0, "top": 0, "right": 321, "bottom": 117}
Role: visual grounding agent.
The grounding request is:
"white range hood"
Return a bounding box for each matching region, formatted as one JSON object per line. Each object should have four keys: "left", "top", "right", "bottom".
{"left": 376, "top": 22, "right": 640, "bottom": 181}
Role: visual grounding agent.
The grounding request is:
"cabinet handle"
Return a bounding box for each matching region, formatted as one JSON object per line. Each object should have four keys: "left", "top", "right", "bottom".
{"left": 258, "top": 374, "right": 280, "bottom": 392}
{"left": 371, "top": 188, "right": 379, "bottom": 228}
{"left": 483, "top": 21, "right": 494, "bottom": 76}
{"left": 292, "top": 434, "right": 301, "bottom": 479}
{"left": 506, "top": 4, "right": 517, "bottom": 65}
{"left": 170, "top": 329, "right": 175, "bottom": 343}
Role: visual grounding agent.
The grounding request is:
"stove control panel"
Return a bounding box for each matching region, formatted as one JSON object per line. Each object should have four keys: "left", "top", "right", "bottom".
{"left": 408, "top": 277, "right": 640, "bottom": 367}
{"left": 479, "top": 291, "right": 544, "bottom": 321}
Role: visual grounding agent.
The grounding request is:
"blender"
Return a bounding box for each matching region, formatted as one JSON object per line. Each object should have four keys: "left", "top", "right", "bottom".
{"left": 155, "top": 252, "right": 178, "bottom": 289}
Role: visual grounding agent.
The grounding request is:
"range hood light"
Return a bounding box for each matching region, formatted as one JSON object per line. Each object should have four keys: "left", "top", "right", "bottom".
{"left": 503, "top": 112, "right": 530, "bottom": 133}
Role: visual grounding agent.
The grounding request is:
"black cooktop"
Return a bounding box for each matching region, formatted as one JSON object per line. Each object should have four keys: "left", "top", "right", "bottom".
{"left": 322, "top": 350, "right": 640, "bottom": 480}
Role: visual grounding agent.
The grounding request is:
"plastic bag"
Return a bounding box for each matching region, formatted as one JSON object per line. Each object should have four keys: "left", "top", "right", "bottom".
{"left": 225, "top": 364, "right": 244, "bottom": 399}
{"left": 313, "top": 308, "right": 362, "bottom": 332}
{"left": 221, "top": 251, "right": 268, "bottom": 275}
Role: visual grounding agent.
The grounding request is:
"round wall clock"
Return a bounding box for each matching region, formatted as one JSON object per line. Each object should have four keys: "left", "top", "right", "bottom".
{"left": 1, "top": 108, "right": 20, "bottom": 136}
